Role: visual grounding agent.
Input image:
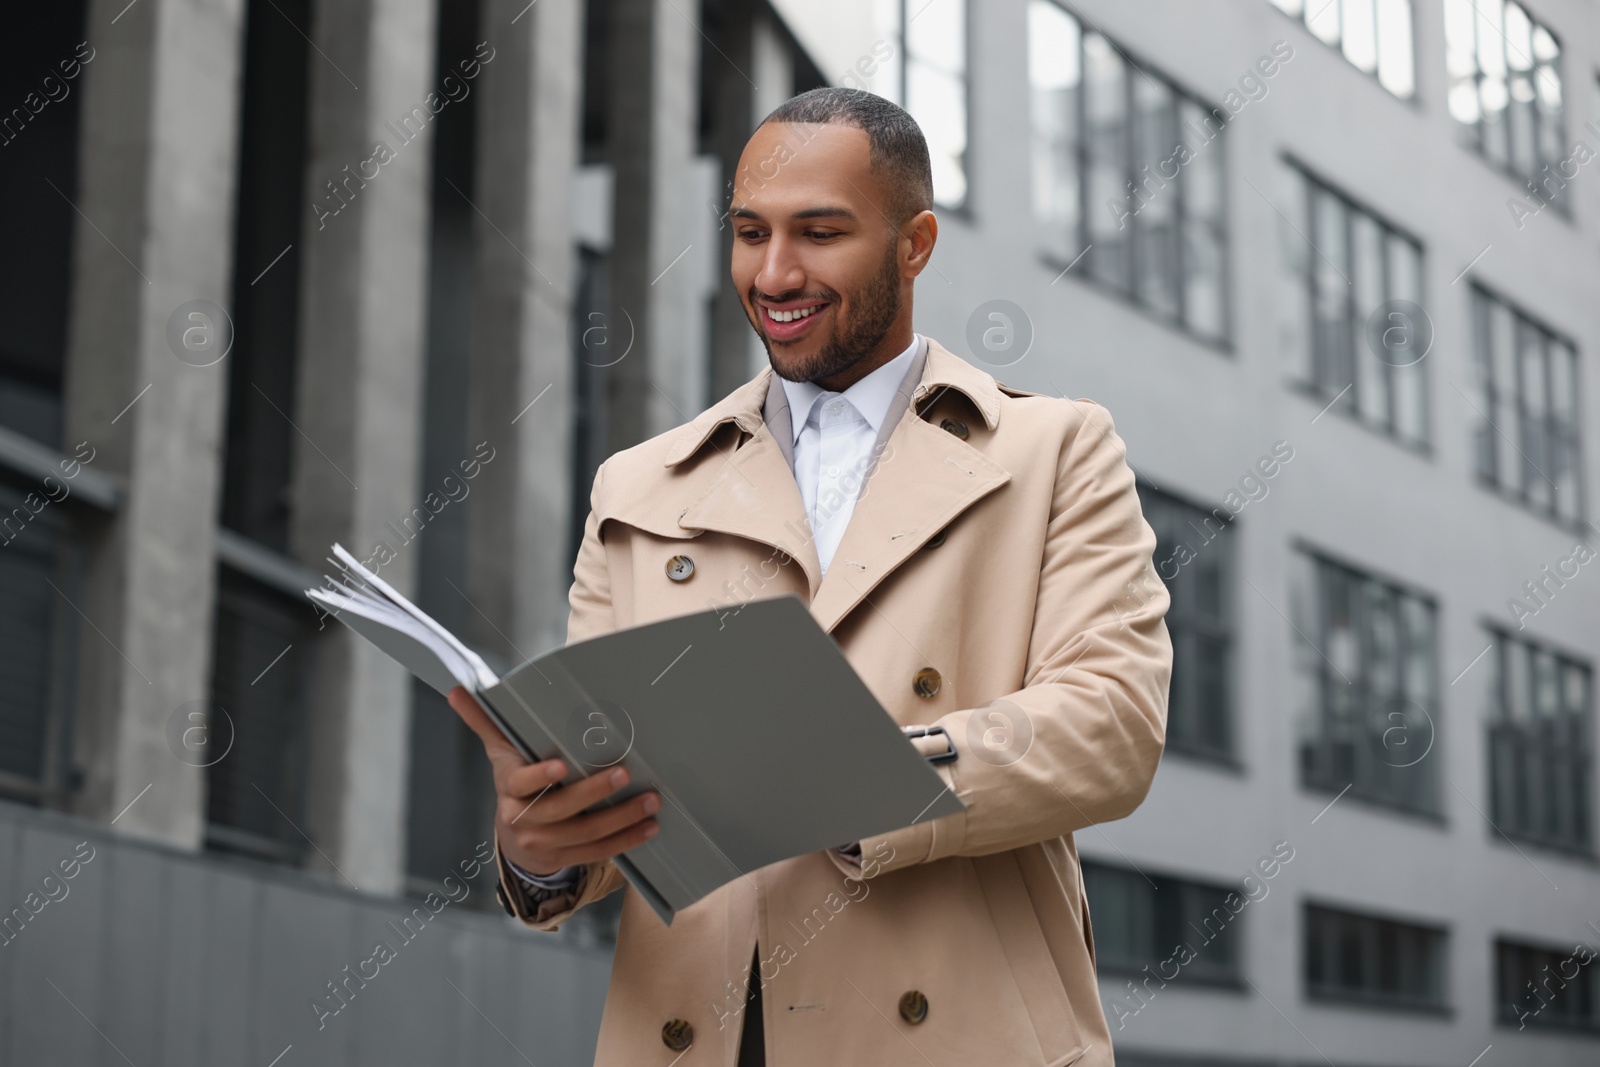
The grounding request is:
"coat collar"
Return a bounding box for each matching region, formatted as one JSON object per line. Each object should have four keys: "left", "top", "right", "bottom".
{"left": 643, "top": 337, "right": 1011, "bottom": 634}
{"left": 661, "top": 337, "right": 1002, "bottom": 468}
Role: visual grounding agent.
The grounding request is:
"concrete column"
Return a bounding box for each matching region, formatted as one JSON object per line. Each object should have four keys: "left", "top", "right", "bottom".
{"left": 463, "top": 0, "right": 583, "bottom": 663}
{"left": 607, "top": 0, "right": 703, "bottom": 450}
{"left": 60, "top": 0, "right": 247, "bottom": 848}
{"left": 709, "top": 9, "right": 797, "bottom": 395}
{"left": 289, "top": 0, "right": 438, "bottom": 894}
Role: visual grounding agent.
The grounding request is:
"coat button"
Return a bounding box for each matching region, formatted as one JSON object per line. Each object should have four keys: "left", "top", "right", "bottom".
{"left": 898, "top": 990, "right": 929, "bottom": 1024}
{"left": 665, "top": 554, "right": 695, "bottom": 582}
{"left": 940, "top": 417, "right": 968, "bottom": 439}
{"left": 912, "top": 667, "right": 941, "bottom": 699}
{"left": 661, "top": 1018, "right": 694, "bottom": 1051}
{"left": 926, "top": 527, "right": 947, "bottom": 548}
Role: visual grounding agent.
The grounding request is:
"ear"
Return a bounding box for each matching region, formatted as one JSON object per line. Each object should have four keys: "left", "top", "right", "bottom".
{"left": 901, "top": 209, "right": 939, "bottom": 277}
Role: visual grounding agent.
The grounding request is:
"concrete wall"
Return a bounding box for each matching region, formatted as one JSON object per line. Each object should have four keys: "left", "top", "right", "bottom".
{"left": 0, "top": 800, "right": 610, "bottom": 1066}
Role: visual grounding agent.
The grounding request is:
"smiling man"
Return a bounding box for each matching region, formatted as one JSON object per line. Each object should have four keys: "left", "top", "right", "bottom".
{"left": 450, "top": 87, "right": 1172, "bottom": 1067}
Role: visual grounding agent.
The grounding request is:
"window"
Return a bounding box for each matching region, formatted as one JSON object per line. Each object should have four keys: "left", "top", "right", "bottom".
{"left": 1486, "top": 628, "right": 1593, "bottom": 854}
{"left": 1444, "top": 0, "right": 1566, "bottom": 198}
{"left": 1083, "top": 861, "right": 1243, "bottom": 985}
{"left": 205, "top": 566, "right": 316, "bottom": 863}
{"left": 1496, "top": 938, "right": 1600, "bottom": 1031}
{"left": 1279, "top": 161, "right": 1427, "bottom": 445}
{"left": 1029, "top": 0, "right": 1229, "bottom": 343}
{"left": 1268, "top": 0, "right": 1416, "bottom": 97}
{"left": 1137, "top": 483, "right": 1234, "bottom": 762}
{"left": 1305, "top": 903, "right": 1447, "bottom": 1010}
{"left": 1291, "top": 547, "right": 1439, "bottom": 814}
{"left": 876, "top": 0, "right": 968, "bottom": 210}
{"left": 1470, "top": 285, "right": 1583, "bottom": 525}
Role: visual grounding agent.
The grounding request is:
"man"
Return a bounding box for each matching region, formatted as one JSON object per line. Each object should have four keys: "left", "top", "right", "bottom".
{"left": 448, "top": 87, "right": 1171, "bottom": 1066}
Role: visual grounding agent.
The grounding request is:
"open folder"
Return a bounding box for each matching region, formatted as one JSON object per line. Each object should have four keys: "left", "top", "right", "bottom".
{"left": 305, "top": 544, "right": 965, "bottom": 926}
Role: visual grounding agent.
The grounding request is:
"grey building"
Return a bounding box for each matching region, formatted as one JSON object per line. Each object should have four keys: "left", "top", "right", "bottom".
{"left": 1, "top": 0, "right": 1597, "bottom": 1064}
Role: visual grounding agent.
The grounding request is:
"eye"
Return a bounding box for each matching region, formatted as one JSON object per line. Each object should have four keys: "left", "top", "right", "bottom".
{"left": 806, "top": 230, "right": 841, "bottom": 240}
{"left": 737, "top": 228, "right": 767, "bottom": 241}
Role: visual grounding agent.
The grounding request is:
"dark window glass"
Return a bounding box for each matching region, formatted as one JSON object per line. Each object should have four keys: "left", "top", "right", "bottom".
{"left": 1470, "top": 284, "right": 1584, "bottom": 525}
{"left": 1487, "top": 628, "right": 1593, "bottom": 855}
{"left": 1137, "top": 483, "right": 1234, "bottom": 762}
{"left": 1496, "top": 938, "right": 1600, "bottom": 1031}
{"left": 1291, "top": 548, "right": 1439, "bottom": 814}
{"left": 1305, "top": 903, "right": 1447, "bottom": 1009}
{"left": 204, "top": 569, "right": 315, "bottom": 864}
{"left": 1083, "top": 860, "right": 1243, "bottom": 986}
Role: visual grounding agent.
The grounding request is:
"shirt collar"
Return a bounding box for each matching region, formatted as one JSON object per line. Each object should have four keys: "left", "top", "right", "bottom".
{"left": 777, "top": 333, "right": 922, "bottom": 448}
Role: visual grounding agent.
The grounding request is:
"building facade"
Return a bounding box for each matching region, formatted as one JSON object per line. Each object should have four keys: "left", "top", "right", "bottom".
{"left": 0, "top": 0, "right": 1597, "bottom": 1064}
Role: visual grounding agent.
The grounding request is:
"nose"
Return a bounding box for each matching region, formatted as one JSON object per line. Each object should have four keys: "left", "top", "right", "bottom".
{"left": 753, "top": 232, "right": 805, "bottom": 300}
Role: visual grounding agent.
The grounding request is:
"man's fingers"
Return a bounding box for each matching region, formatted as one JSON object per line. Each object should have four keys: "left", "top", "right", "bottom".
{"left": 504, "top": 764, "right": 640, "bottom": 825}
{"left": 528, "top": 810, "right": 661, "bottom": 870}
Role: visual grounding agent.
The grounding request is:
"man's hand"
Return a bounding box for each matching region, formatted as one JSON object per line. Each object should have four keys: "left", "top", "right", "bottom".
{"left": 447, "top": 686, "right": 660, "bottom": 877}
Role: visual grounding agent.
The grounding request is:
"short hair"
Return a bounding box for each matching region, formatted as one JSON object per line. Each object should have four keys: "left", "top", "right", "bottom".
{"left": 758, "top": 87, "right": 934, "bottom": 227}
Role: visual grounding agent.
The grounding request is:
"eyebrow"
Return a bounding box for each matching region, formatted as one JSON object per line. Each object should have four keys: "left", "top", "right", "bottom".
{"left": 728, "top": 205, "right": 860, "bottom": 222}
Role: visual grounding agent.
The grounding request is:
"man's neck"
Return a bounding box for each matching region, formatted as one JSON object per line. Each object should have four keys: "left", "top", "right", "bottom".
{"left": 811, "top": 328, "right": 916, "bottom": 392}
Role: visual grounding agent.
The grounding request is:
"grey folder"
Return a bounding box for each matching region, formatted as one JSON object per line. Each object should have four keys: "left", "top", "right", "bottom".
{"left": 307, "top": 546, "right": 965, "bottom": 926}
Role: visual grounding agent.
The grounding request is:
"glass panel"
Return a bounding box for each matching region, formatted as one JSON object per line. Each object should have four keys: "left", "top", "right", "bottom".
{"left": 1489, "top": 296, "right": 1517, "bottom": 486}
{"left": 1376, "top": 0, "right": 1415, "bottom": 97}
{"left": 1477, "top": 0, "right": 1510, "bottom": 166}
{"left": 1132, "top": 74, "right": 1179, "bottom": 318}
{"left": 1181, "top": 98, "right": 1227, "bottom": 341}
{"left": 1310, "top": 187, "right": 1352, "bottom": 398}
{"left": 1342, "top": 0, "right": 1378, "bottom": 73}
{"left": 1351, "top": 211, "right": 1389, "bottom": 428}
{"left": 906, "top": 0, "right": 964, "bottom": 74}
{"left": 1084, "top": 33, "right": 1130, "bottom": 291}
{"left": 1279, "top": 165, "right": 1312, "bottom": 380}
{"left": 1387, "top": 235, "right": 1426, "bottom": 443}
{"left": 1028, "top": 1, "right": 1082, "bottom": 263}
{"left": 909, "top": 61, "right": 968, "bottom": 207}
{"left": 1444, "top": 0, "right": 1480, "bottom": 123}
{"left": 1308, "top": 0, "right": 1342, "bottom": 44}
{"left": 874, "top": 0, "right": 903, "bottom": 102}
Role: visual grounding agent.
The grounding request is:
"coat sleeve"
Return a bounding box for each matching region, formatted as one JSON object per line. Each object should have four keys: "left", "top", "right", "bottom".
{"left": 495, "top": 459, "right": 628, "bottom": 930}
{"left": 837, "top": 399, "right": 1172, "bottom": 881}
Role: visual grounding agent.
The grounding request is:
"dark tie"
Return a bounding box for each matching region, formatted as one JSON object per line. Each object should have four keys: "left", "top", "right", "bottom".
{"left": 737, "top": 949, "right": 765, "bottom": 1066}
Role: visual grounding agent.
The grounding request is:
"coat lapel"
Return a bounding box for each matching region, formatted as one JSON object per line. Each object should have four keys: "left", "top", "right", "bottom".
{"left": 666, "top": 338, "right": 1011, "bottom": 634}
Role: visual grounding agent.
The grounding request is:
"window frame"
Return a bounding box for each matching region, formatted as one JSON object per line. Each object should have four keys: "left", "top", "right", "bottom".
{"left": 1135, "top": 479, "right": 1238, "bottom": 768}
{"left": 1028, "top": 0, "right": 1234, "bottom": 349}
{"left": 1280, "top": 155, "right": 1431, "bottom": 449}
{"left": 1484, "top": 622, "right": 1595, "bottom": 857}
{"left": 1468, "top": 281, "right": 1586, "bottom": 529}
{"left": 1442, "top": 0, "right": 1569, "bottom": 206}
{"left": 1082, "top": 858, "right": 1248, "bottom": 988}
{"left": 1494, "top": 935, "right": 1600, "bottom": 1032}
{"left": 1304, "top": 900, "right": 1451, "bottom": 1013}
{"left": 1266, "top": 0, "right": 1419, "bottom": 100}
{"left": 1291, "top": 540, "right": 1443, "bottom": 818}
{"left": 884, "top": 0, "right": 972, "bottom": 216}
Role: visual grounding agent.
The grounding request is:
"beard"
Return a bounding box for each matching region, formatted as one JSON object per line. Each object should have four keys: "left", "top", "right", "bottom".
{"left": 753, "top": 238, "right": 902, "bottom": 384}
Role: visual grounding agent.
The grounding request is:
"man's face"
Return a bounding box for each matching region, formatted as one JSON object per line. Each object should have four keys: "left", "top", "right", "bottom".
{"left": 728, "top": 122, "right": 913, "bottom": 384}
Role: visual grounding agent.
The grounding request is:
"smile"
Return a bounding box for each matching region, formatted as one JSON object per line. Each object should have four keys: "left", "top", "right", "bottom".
{"left": 764, "top": 304, "right": 824, "bottom": 323}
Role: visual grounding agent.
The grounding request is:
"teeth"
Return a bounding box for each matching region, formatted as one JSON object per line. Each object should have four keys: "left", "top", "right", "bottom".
{"left": 768, "top": 305, "right": 821, "bottom": 323}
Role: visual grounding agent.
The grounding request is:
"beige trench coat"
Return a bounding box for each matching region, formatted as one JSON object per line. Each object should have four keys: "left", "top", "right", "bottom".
{"left": 493, "top": 337, "right": 1172, "bottom": 1066}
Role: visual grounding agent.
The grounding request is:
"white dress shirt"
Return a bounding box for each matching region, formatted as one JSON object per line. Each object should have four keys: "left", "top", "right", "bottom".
{"left": 778, "top": 333, "right": 921, "bottom": 576}
{"left": 508, "top": 334, "right": 922, "bottom": 897}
